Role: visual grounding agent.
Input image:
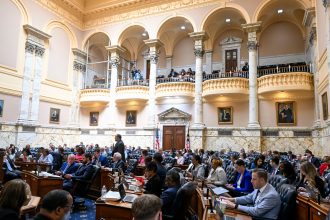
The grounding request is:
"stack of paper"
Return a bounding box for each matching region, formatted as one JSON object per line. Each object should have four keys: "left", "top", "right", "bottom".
{"left": 102, "top": 191, "right": 121, "bottom": 201}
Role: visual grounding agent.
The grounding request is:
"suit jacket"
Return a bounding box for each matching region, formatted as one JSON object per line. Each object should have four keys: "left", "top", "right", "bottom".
{"left": 113, "top": 140, "right": 125, "bottom": 161}
{"left": 72, "top": 162, "right": 94, "bottom": 181}
{"left": 60, "top": 162, "right": 79, "bottom": 175}
{"left": 236, "top": 183, "right": 281, "bottom": 220}
{"left": 233, "top": 170, "right": 254, "bottom": 193}
{"left": 311, "top": 156, "right": 321, "bottom": 168}
{"left": 0, "top": 208, "right": 19, "bottom": 220}
{"left": 161, "top": 185, "right": 180, "bottom": 215}
{"left": 144, "top": 174, "right": 162, "bottom": 197}
{"left": 93, "top": 155, "right": 109, "bottom": 167}
{"left": 112, "top": 160, "right": 125, "bottom": 170}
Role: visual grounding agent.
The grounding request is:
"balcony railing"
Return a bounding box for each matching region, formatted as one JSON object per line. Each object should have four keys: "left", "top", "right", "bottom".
{"left": 203, "top": 71, "right": 249, "bottom": 81}
{"left": 257, "top": 65, "right": 311, "bottom": 77}
{"left": 117, "top": 79, "right": 149, "bottom": 87}
{"left": 156, "top": 76, "right": 195, "bottom": 84}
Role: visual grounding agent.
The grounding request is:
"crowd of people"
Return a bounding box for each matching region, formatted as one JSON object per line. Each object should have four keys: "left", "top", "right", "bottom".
{"left": 1, "top": 135, "right": 330, "bottom": 219}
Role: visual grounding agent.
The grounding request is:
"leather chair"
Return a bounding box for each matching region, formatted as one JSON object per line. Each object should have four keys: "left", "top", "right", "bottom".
{"left": 323, "top": 173, "right": 330, "bottom": 197}
{"left": 225, "top": 165, "right": 237, "bottom": 184}
{"left": 277, "top": 184, "right": 297, "bottom": 220}
{"left": 71, "top": 165, "right": 100, "bottom": 210}
{"left": 125, "top": 159, "right": 137, "bottom": 175}
{"left": 268, "top": 175, "right": 288, "bottom": 192}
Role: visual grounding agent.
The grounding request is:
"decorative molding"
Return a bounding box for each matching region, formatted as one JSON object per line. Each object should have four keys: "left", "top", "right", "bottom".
{"left": 303, "top": 7, "right": 316, "bottom": 27}
{"left": 323, "top": 0, "right": 329, "bottom": 8}
{"left": 194, "top": 49, "right": 205, "bottom": 58}
{"left": 115, "top": 86, "right": 149, "bottom": 101}
{"left": 25, "top": 41, "right": 35, "bottom": 54}
{"left": 202, "top": 78, "right": 249, "bottom": 96}
{"left": 220, "top": 36, "right": 242, "bottom": 45}
{"left": 247, "top": 41, "right": 258, "bottom": 51}
{"left": 258, "top": 72, "right": 314, "bottom": 94}
{"left": 149, "top": 53, "right": 159, "bottom": 64}
{"left": 35, "top": 45, "right": 45, "bottom": 57}
{"left": 158, "top": 107, "right": 191, "bottom": 120}
{"left": 110, "top": 56, "right": 121, "bottom": 68}
{"left": 73, "top": 61, "right": 86, "bottom": 72}
{"left": 80, "top": 89, "right": 110, "bottom": 105}
{"left": 156, "top": 82, "right": 195, "bottom": 98}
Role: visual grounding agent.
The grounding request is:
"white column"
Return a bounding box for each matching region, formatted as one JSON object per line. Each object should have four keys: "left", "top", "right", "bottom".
{"left": 205, "top": 50, "right": 213, "bottom": 74}
{"left": 189, "top": 32, "right": 207, "bottom": 127}
{"left": 144, "top": 39, "right": 163, "bottom": 127}
{"left": 18, "top": 41, "right": 35, "bottom": 124}
{"left": 242, "top": 22, "right": 261, "bottom": 128}
{"left": 29, "top": 46, "right": 45, "bottom": 124}
{"left": 166, "top": 56, "right": 172, "bottom": 74}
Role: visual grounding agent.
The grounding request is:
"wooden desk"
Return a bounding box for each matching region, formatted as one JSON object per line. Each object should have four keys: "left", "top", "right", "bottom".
{"left": 22, "top": 171, "right": 63, "bottom": 197}
{"left": 296, "top": 195, "right": 330, "bottom": 220}
{"left": 208, "top": 210, "right": 252, "bottom": 220}
{"left": 15, "top": 161, "right": 52, "bottom": 172}
{"left": 89, "top": 168, "right": 112, "bottom": 198}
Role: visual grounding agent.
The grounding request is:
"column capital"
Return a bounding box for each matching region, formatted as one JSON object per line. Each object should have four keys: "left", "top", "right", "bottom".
{"left": 110, "top": 56, "right": 120, "bottom": 68}
{"left": 242, "top": 22, "right": 262, "bottom": 33}
{"left": 105, "top": 45, "right": 126, "bottom": 55}
{"left": 149, "top": 53, "right": 159, "bottom": 64}
{"left": 25, "top": 40, "right": 35, "bottom": 54}
{"left": 188, "top": 32, "right": 208, "bottom": 41}
{"left": 23, "top": 24, "right": 51, "bottom": 48}
{"left": 72, "top": 48, "right": 87, "bottom": 60}
{"left": 73, "top": 61, "right": 86, "bottom": 72}
{"left": 35, "top": 45, "right": 45, "bottom": 57}
{"left": 143, "top": 39, "right": 164, "bottom": 48}
{"left": 247, "top": 41, "right": 258, "bottom": 51}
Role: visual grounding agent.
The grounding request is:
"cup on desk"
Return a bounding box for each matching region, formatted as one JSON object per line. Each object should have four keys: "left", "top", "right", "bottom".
{"left": 114, "top": 172, "right": 118, "bottom": 177}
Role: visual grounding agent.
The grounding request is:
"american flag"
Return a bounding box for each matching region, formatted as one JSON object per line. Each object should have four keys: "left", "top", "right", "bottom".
{"left": 155, "top": 126, "right": 160, "bottom": 150}
{"left": 185, "top": 127, "right": 190, "bottom": 150}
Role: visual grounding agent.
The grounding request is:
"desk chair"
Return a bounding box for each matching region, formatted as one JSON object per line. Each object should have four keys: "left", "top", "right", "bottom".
{"left": 125, "top": 159, "right": 137, "bottom": 175}
{"left": 71, "top": 165, "right": 100, "bottom": 211}
{"left": 276, "top": 184, "right": 297, "bottom": 220}
{"left": 268, "top": 175, "right": 288, "bottom": 192}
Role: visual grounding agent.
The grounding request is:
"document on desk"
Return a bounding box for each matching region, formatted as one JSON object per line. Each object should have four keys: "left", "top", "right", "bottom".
{"left": 39, "top": 172, "right": 61, "bottom": 178}
{"left": 211, "top": 187, "right": 229, "bottom": 195}
{"left": 102, "top": 191, "right": 121, "bottom": 201}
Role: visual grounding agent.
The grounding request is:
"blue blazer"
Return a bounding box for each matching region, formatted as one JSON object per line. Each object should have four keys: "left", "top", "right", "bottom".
{"left": 60, "top": 162, "right": 79, "bottom": 175}
{"left": 72, "top": 163, "right": 94, "bottom": 181}
{"left": 161, "top": 185, "right": 180, "bottom": 215}
{"left": 93, "top": 155, "right": 109, "bottom": 167}
{"left": 233, "top": 170, "right": 253, "bottom": 193}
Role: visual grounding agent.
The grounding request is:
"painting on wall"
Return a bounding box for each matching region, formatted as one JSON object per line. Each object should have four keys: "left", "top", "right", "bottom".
{"left": 126, "top": 110, "right": 137, "bottom": 126}
{"left": 90, "top": 112, "right": 99, "bottom": 126}
{"left": 0, "top": 100, "right": 3, "bottom": 117}
{"left": 218, "top": 107, "right": 233, "bottom": 124}
{"left": 276, "top": 101, "right": 296, "bottom": 125}
{"left": 322, "top": 92, "right": 328, "bottom": 120}
{"left": 49, "top": 108, "right": 60, "bottom": 123}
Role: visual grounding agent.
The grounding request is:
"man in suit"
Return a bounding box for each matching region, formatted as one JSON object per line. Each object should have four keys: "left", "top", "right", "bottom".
{"left": 221, "top": 168, "right": 281, "bottom": 220}
{"left": 144, "top": 161, "right": 162, "bottom": 197}
{"left": 305, "top": 149, "right": 321, "bottom": 168}
{"left": 63, "top": 153, "right": 94, "bottom": 191}
{"left": 270, "top": 157, "right": 280, "bottom": 176}
{"left": 112, "top": 134, "right": 125, "bottom": 162}
{"left": 92, "top": 147, "right": 109, "bottom": 167}
{"left": 161, "top": 170, "right": 181, "bottom": 215}
{"left": 111, "top": 152, "right": 125, "bottom": 170}
{"left": 2, "top": 155, "right": 21, "bottom": 181}
{"left": 55, "top": 154, "right": 79, "bottom": 176}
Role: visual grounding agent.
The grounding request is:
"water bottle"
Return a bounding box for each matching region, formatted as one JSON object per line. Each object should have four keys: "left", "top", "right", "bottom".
{"left": 101, "top": 185, "right": 107, "bottom": 197}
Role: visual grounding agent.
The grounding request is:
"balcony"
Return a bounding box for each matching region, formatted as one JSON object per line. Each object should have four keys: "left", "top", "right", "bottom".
{"left": 116, "top": 79, "right": 149, "bottom": 101}
{"left": 202, "top": 71, "right": 249, "bottom": 97}
{"left": 80, "top": 89, "right": 110, "bottom": 106}
{"left": 257, "top": 65, "right": 313, "bottom": 94}
{"left": 156, "top": 77, "right": 195, "bottom": 99}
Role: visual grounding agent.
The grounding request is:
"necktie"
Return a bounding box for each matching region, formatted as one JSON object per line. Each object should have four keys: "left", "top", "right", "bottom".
{"left": 254, "top": 190, "right": 260, "bottom": 204}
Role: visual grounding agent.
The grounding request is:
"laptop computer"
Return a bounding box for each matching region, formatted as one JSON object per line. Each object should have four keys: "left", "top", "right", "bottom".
{"left": 118, "top": 183, "right": 137, "bottom": 203}
{"left": 214, "top": 202, "right": 238, "bottom": 220}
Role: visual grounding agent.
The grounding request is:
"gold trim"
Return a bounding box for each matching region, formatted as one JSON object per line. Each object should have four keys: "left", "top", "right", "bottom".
{"left": 49, "top": 107, "right": 60, "bottom": 124}
{"left": 318, "top": 49, "right": 327, "bottom": 67}
{"left": 318, "top": 78, "right": 329, "bottom": 93}
{"left": 40, "top": 96, "right": 71, "bottom": 106}
{"left": 42, "top": 79, "right": 71, "bottom": 91}
{"left": 0, "top": 65, "right": 22, "bottom": 78}
{"left": 0, "top": 87, "right": 22, "bottom": 97}
{"left": 276, "top": 101, "right": 296, "bottom": 126}
{"left": 218, "top": 106, "right": 233, "bottom": 124}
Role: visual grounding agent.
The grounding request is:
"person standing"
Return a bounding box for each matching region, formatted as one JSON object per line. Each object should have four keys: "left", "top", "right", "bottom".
{"left": 112, "top": 134, "right": 125, "bottom": 162}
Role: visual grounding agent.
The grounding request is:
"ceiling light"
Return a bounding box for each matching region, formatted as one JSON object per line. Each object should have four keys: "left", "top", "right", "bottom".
{"left": 180, "top": 25, "right": 186, "bottom": 30}
{"left": 225, "top": 18, "right": 231, "bottom": 23}
{"left": 142, "top": 32, "right": 147, "bottom": 36}
{"left": 278, "top": 9, "right": 283, "bottom": 14}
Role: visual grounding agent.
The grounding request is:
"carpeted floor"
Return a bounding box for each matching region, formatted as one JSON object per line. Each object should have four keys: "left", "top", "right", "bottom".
{"left": 69, "top": 198, "right": 96, "bottom": 220}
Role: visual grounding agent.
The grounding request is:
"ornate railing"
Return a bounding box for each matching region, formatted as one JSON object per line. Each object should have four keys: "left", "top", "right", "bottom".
{"left": 203, "top": 71, "right": 249, "bottom": 81}
{"left": 117, "top": 79, "right": 149, "bottom": 87}
{"left": 257, "top": 65, "right": 311, "bottom": 77}
{"left": 156, "top": 76, "right": 195, "bottom": 84}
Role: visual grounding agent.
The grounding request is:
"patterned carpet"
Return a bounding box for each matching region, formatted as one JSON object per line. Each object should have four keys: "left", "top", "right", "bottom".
{"left": 69, "top": 198, "right": 96, "bottom": 220}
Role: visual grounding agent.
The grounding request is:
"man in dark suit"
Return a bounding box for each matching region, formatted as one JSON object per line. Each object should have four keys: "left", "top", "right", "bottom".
{"left": 153, "top": 152, "right": 167, "bottom": 188}
{"left": 92, "top": 147, "right": 109, "bottom": 167}
{"left": 144, "top": 161, "right": 162, "bottom": 197}
{"left": 305, "top": 149, "right": 321, "bottom": 168}
{"left": 63, "top": 153, "right": 94, "bottom": 191}
{"left": 55, "top": 154, "right": 79, "bottom": 176}
{"left": 270, "top": 157, "right": 280, "bottom": 176}
{"left": 111, "top": 152, "right": 125, "bottom": 170}
{"left": 2, "top": 155, "right": 21, "bottom": 181}
{"left": 221, "top": 169, "right": 281, "bottom": 220}
{"left": 113, "top": 134, "right": 125, "bottom": 161}
{"left": 161, "top": 170, "right": 181, "bottom": 215}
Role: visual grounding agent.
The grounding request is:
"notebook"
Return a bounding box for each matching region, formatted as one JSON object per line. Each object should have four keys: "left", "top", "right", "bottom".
{"left": 118, "top": 183, "right": 137, "bottom": 203}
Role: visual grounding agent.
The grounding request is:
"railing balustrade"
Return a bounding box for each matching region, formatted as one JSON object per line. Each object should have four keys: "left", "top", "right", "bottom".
{"left": 257, "top": 65, "right": 311, "bottom": 77}
{"left": 117, "top": 79, "right": 149, "bottom": 87}
{"left": 156, "top": 76, "right": 195, "bottom": 84}
{"left": 203, "top": 71, "right": 249, "bottom": 81}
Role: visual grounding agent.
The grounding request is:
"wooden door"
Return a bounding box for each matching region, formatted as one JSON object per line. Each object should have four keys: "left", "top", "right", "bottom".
{"left": 146, "top": 60, "right": 150, "bottom": 80}
{"left": 163, "top": 126, "right": 186, "bottom": 151}
{"left": 225, "top": 49, "right": 237, "bottom": 72}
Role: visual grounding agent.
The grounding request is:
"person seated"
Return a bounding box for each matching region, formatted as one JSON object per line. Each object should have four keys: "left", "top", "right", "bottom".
{"left": 144, "top": 161, "right": 162, "bottom": 197}
{"left": 38, "top": 149, "right": 53, "bottom": 164}
{"left": 225, "top": 159, "right": 254, "bottom": 197}
{"left": 63, "top": 153, "right": 94, "bottom": 191}
{"left": 287, "top": 150, "right": 296, "bottom": 161}
{"left": 132, "top": 194, "right": 162, "bottom": 220}
{"left": 111, "top": 152, "right": 125, "bottom": 170}
{"left": 250, "top": 155, "right": 266, "bottom": 170}
{"left": 206, "top": 157, "right": 227, "bottom": 186}
{"left": 242, "top": 62, "right": 249, "bottom": 71}
{"left": 186, "top": 154, "right": 205, "bottom": 180}
{"left": 0, "top": 179, "right": 31, "bottom": 220}
{"left": 92, "top": 147, "right": 109, "bottom": 167}
{"left": 74, "top": 146, "right": 85, "bottom": 163}
{"left": 221, "top": 169, "right": 281, "bottom": 220}
{"left": 279, "top": 160, "right": 296, "bottom": 184}
{"left": 51, "top": 147, "right": 64, "bottom": 171}
{"left": 2, "top": 155, "right": 21, "bottom": 181}
{"left": 168, "top": 69, "right": 178, "bottom": 78}
{"left": 319, "top": 156, "right": 330, "bottom": 176}
{"left": 296, "top": 161, "right": 326, "bottom": 198}
{"left": 19, "top": 149, "right": 33, "bottom": 162}
{"left": 270, "top": 157, "right": 280, "bottom": 176}
{"left": 175, "top": 151, "right": 184, "bottom": 165}
{"left": 23, "top": 144, "right": 32, "bottom": 156}
{"left": 138, "top": 149, "right": 148, "bottom": 166}
{"left": 33, "top": 190, "right": 73, "bottom": 220}
{"left": 55, "top": 154, "right": 79, "bottom": 176}
{"left": 153, "top": 152, "right": 167, "bottom": 187}
{"left": 161, "top": 170, "right": 181, "bottom": 216}
{"left": 305, "top": 149, "right": 321, "bottom": 168}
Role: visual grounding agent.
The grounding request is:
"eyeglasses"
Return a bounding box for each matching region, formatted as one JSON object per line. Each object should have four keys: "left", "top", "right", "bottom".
{"left": 63, "top": 204, "right": 74, "bottom": 211}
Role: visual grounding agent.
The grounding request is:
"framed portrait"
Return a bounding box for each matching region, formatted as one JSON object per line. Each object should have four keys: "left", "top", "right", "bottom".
{"left": 218, "top": 107, "right": 233, "bottom": 124}
{"left": 90, "top": 112, "right": 99, "bottom": 126}
{"left": 276, "top": 101, "right": 296, "bottom": 126}
{"left": 322, "top": 92, "right": 328, "bottom": 120}
{"left": 49, "top": 108, "right": 60, "bottom": 123}
{"left": 0, "top": 100, "right": 3, "bottom": 117}
{"left": 126, "top": 110, "right": 137, "bottom": 126}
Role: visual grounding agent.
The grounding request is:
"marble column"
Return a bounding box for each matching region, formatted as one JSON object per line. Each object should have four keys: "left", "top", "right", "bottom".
{"left": 242, "top": 23, "right": 261, "bottom": 128}
{"left": 29, "top": 46, "right": 45, "bottom": 124}
{"left": 189, "top": 32, "right": 207, "bottom": 128}
{"left": 144, "top": 39, "right": 163, "bottom": 127}
{"left": 105, "top": 46, "right": 125, "bottom": 127}
{"left": 326, "top": 2, "right": 330, "bottom": 126}
{"left": 205, "top": 50, "right": 213, "bottom": 74}
{"left": 166, "top": 56, "right": 172, "bottom": 75}
{"left": 18, "top": 41, "right": 35, "bottom": 124}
